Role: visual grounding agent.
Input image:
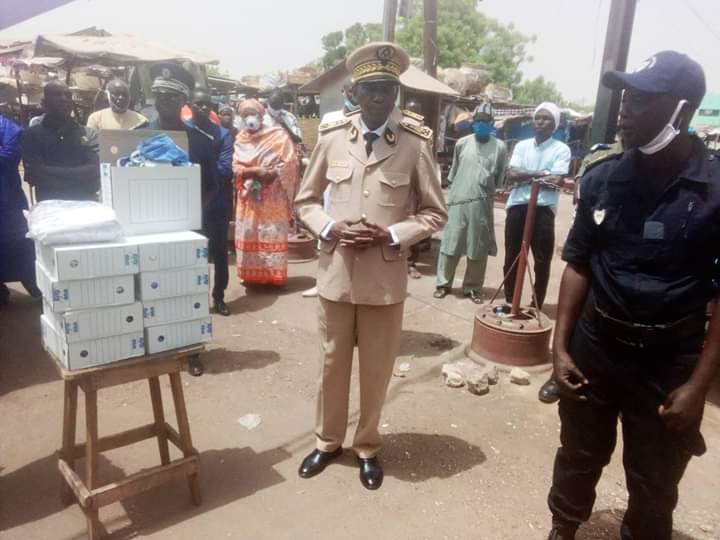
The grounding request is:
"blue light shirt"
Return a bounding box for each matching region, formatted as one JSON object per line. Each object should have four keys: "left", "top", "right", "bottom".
{"left": 506, "top": 136, "right": 571, "bottom": 213}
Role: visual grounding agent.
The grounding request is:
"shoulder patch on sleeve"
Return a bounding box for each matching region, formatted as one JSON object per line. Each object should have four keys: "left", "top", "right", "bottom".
{"left": 402, "top": 109, "right": 425, "bottom": 122}
{"left": 318, "top": 117, "right": 351, "bottom": 133}
{"left": 400, "top": 120, "right": 433, "bottom": 140}
{"left": 582, "top": 151, "right": 623, "bottom": 176}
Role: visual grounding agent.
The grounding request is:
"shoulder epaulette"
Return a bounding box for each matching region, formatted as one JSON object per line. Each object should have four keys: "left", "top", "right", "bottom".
{"left": 400, "top": 120, "right": 433, "bottom": 140}
{"left": 581, "top": 150, "right": 623, "bottom": 177}
{"left": 402, "top": 109, "right": 425, "bottom": 122}
{"left": 344, "top": 109, "right": 361, "bottom": 117}
{"left": 318, "top": 117, "right": 351, "bottom": 133}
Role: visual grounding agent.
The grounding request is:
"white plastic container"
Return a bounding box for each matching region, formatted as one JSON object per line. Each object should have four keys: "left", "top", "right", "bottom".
{"left": 127, "top": 231, "right": 208, "bottom": 272}
{"left": 35, "top": 240, "right": 139, "bottom": 281}
{"left": 144, "top": 317, "right": 213, "bottom": 354}
{"left": 136, "top": 267, "right": 209, "bottom": 301}
{"left": 43, "top": 301, "right": 143, "bottom": 342}
{"left": 41, "top": 314, "right": 145, "bottom": 370}
{"left": 100, "top": 164, "right": 202, "bottom": 235}
{"left": 36, "top": 262, "right": 135, "bottom": 313}
{"left": 142, "top": 294, "right": 210, "bottom": 327}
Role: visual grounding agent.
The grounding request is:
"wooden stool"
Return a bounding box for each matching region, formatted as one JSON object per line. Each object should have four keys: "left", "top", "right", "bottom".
{"left": 50, "top": 345, "right": 204, "bottom": 539}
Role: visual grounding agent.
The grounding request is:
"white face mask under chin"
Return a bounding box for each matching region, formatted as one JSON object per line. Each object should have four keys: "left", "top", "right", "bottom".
{"left": 639, "top": 99, "right": 687, "bottom": 155}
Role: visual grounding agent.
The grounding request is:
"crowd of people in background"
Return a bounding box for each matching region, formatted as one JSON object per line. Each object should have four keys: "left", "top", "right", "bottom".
{"left": 1, "top": 41, "right": 719, "bottom": 540}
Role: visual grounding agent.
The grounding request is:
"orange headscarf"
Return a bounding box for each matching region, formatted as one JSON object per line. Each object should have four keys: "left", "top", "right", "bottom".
{"left": 237, "top": 98, "right": 265, "bottom": 118}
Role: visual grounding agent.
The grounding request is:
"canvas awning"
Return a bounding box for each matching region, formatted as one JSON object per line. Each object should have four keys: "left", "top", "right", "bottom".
{"left": 34, "top": 34, "right": 218, "bottom": 66}
{"left": 400, "top": 65, "right": 459, "bottom": 97}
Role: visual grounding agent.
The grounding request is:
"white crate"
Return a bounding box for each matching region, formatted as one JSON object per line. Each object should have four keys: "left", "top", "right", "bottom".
{"left": 145, "top": 317, "right": 212, "bottom": 354}
{"left": 142, "top": 294, "right": 210, "bottom": 328}
{"left": 35, "top": 240, "right": 139, "bottom": 281}
{"left": 37, "top": 262, "right": 135, "bottom": 313}
{"left": 43, "top": 301, "right": 143, "bottom": 342}
{"left": 100, "top": 164, "right": 202, "bottom": 235}
{"left": 126, "top": 231, "right": 208, "bottom": 272}
{"left": 41, "top": 314, "right": 145, "bottom": 370}
{"left": 136, "top": 267, "right": 209, "bottom": 301}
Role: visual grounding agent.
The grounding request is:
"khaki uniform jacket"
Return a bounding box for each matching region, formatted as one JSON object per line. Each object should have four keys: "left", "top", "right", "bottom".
{"left": 295, "top": 108, "right": 448, "bottom": 306}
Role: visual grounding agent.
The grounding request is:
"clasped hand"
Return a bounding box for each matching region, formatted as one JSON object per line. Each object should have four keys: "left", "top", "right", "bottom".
{"left": 330, "top": 218, "right": 390, "bottom": 248}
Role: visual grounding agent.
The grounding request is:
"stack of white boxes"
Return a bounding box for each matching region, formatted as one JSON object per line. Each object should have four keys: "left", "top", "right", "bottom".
{"left": 38, "top": 129, "right": 213, "bottom": 370}
{"left": 37, "top": 239, "right": 145, "bottom": 370}
{"left": 38, "top": 232, "right": 214, "bottom": 370}
{"left": 130, "top": 232, "right": 212, "bottom": 354}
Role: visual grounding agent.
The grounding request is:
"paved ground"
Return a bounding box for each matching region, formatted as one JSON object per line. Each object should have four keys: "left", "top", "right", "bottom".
{"left": 1, "top": 193, "right": 719, "bottom": 540}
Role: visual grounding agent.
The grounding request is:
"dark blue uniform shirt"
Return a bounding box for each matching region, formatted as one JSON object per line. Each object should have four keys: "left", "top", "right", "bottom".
{"left": 183, "top": 118, "right": 233, "bottom": 220}
{"left": 563, "top": 138, "right": 720, "bottom": 324}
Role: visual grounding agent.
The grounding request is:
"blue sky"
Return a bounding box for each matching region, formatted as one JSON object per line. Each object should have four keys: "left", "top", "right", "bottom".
{"left": 2, "top": 0, "right": 719, "bottom": 104}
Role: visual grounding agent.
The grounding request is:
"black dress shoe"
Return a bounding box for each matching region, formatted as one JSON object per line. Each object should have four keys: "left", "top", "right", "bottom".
{"left": 358, "top": 456, "right": 383, "bottom": 490}
{"left": 433, "top": 287, "right": 450, "bottom": 299}
{"left": 298, "top": 448, "right": 342, "bottom": 478}
{"left": 465, "top": 289, "right": 483, "bottom": 304}
{"left": 539, "top": 378, "right": 560, "bottom": 403}
{"left": 213, "top": 299, "right": 230, "bottom": 316}
{"left": 188, "top": 355, "right": 204, "bottom": 377}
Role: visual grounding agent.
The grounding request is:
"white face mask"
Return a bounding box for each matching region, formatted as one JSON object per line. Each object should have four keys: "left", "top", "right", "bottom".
{"left": 244, "top": 114, "right": 261, "bottom": 131}
{"left": 639, "top": 99, "right": 687, "bottom": 155}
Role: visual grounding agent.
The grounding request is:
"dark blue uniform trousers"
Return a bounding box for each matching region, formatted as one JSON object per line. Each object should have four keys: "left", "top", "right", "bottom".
{"left": 202, "top": 213, "right": 229, "bottom": 302}
{"left": 548, "top": 315, "right": 703, "bottom": 540}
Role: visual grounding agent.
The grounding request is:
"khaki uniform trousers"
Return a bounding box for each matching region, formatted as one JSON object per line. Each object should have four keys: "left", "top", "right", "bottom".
{"left": 315, "top": 297, "right": 404, "bottom": 458}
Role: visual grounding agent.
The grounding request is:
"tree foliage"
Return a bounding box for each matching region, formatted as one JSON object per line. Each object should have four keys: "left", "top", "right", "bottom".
{"left": 395, "top": 0, "right": 535, "bottom": 88}
{"left": 513, "top": 76, "right": 563, "bottom": 106}
{"left": 317, "top": 0, "right": 579, "bottom": 106}
{"left": 321, "top": 24, "right": 382, "bottom": 69}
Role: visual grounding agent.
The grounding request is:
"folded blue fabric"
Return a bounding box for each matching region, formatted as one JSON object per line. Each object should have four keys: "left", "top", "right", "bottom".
{"left": 118, "top": 133, "right": 189, "bottom": 166}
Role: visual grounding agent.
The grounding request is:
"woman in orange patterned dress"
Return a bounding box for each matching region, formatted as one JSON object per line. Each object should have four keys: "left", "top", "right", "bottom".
{"left": 232, "top": 99, "right": 299, "bottom": 286}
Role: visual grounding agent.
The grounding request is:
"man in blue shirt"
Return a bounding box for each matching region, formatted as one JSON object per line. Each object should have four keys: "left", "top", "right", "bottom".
{"left": 1, "top": 114, "right": 40, "bottom": 305}
{"left": 547, "top": 52, "right": 719, "bottom": 540}
{"left": 187, "top": 87, "right": 234, "bottom": 318}
{"left": 503, "top": 102, "right": 571, "bottom": 310}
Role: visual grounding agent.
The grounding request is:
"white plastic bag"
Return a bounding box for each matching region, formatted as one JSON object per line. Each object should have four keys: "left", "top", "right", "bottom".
{"left": 25, "top": 200, "right": 125, "bottom": 245}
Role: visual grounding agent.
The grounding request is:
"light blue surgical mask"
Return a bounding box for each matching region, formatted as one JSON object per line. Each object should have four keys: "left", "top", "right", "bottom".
{"left": 472, "top": 121, "right": 493, "bottom": 139}
{"left": 344, "top": 98, "right": 360, "bottom": 113}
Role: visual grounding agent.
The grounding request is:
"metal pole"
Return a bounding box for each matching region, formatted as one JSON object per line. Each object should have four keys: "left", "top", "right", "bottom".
{"left": 590, "top": 0, "right": 637, "bottom": 145}
{"left": 510, "top": 181, "right": 541, "bottom": 316}
{"left": 382, "top": 0, "right": 398, "bottom": 42}
{"left": 423, "top": 0, "right": 438, "bottom": 77}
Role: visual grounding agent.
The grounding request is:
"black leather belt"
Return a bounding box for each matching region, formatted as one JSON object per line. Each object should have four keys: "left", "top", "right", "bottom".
{"left": 585, "top": 302, "right": 706, "bottom": 349}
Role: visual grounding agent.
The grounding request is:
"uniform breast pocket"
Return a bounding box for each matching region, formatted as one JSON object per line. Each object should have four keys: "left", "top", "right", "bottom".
{"left": 326, "top": 167, "right": 353, "bottom": 203}
{"left": 377, "top": 172, "right": 411, "bottom": 207}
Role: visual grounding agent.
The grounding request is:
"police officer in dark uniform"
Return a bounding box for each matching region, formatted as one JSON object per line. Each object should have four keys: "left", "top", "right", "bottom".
{"left": 147, "top": 63, "right": 220, "bottom": 376}
{"left": 547, "top": 51, "right": 720, "bottom": 540}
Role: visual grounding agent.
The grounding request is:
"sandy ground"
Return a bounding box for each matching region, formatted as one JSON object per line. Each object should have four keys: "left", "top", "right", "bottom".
{"left": 1, "top": 193, "right": 719, "bottom": 540}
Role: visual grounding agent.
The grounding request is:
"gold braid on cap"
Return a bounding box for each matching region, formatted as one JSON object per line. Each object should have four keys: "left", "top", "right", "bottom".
{"left": 353, "top": 60, "right": 402, "bottom": 82}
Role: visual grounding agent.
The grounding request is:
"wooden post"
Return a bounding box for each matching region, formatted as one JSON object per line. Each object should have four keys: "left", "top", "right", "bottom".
{"left": 60, "top": 381, "right": 78, "bottom": 505}
{"left": 383, "top": 0, "right": 398, "bottom": 41}
{"left": 510, "top": 181, "right": 541, "bottom": 316}
{"left": 423, "top": 0, "right": 438, "bottom": 77}
{"left": 169, "top": 371, "right": 201, "bottom": 506}
{"left": 84, "top": 389, "right": 101, "bottom": 539}
{"left": 149, "top": 377, "right": 171, "bottom": 465}
{"left": 591, "top": 0, "right": 637, "bottom": 145}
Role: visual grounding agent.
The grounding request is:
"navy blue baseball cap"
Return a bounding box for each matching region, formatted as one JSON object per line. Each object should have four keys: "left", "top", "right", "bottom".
{"left": 602, "top": 50, "right": 706, "bottom": 106}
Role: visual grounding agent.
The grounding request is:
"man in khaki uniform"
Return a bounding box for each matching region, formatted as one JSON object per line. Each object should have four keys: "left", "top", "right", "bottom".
{"left": 295, "top": 42, "right": 447, "bottom": 490}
